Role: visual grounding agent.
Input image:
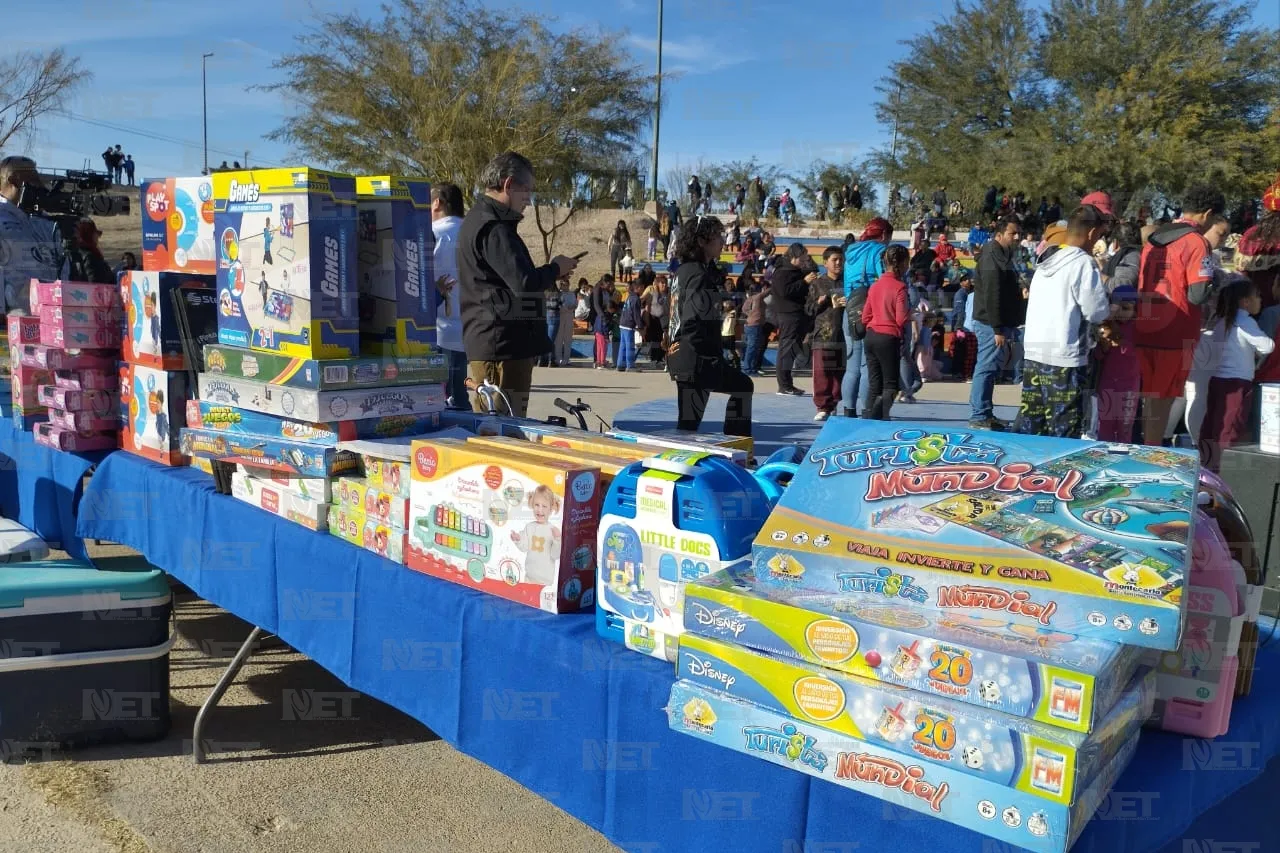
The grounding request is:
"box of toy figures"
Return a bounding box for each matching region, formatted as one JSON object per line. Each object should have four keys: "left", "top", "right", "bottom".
{"left": 212, "top": 167, "right": 359, "bottom": 358}
{"left": 753, "top": 422, "right": 1194, "bottom": 650}
{"left": 118, "top": 363, "right": 188, "bottom": 466}
{"left": 355, "top": 176, "right": 435, "bottom": 355}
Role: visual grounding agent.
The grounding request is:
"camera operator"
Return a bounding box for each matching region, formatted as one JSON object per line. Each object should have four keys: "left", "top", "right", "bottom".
{"left": 0, "top": 156, "right": 67, "bottom": 314}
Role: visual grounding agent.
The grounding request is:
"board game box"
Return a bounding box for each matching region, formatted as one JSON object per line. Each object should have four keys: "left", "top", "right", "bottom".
{"left": 667, "top": 680, "right": 1140, "bottom": 853}
{"left": 203, "top": 343, "right": 447, "bottom": 390}
{"left": 186, "top": 399, "right": 438, "bottom": 447}
{"left": 121, "top": 270, "right": 216, "bottom": 369}
{"left": 140, "top": 176, "right": 216, "bottom": 274}
{"left": 753, "top": 422, "right": 1194, "bottom": 650}
{"left": 180, "top": 427, "right": 359, "bottom": 478}
{"left": 683, "top": 565, "right": 1143, "bottom": 733}
{"left": 196, "top": 373, "right": 445, "bottom": 422}
{"left": 607, "top": 427, "right": 752, "bottom": 464}
{"left": 677, "top": 631, "right": 1153, "bottom": 806}
{"left": 213, "top": 167, "right": 360, "bottom": 358}
{"left": 231, "top": 470, "right": 328, "bottom": 531}
{"left": 355, "top": 175, "right": 435, "bottom": 355}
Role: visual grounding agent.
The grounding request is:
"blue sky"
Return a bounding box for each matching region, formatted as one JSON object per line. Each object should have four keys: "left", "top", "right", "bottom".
{"left": 14, "top": 0, "right": 1279, "bottom": 185}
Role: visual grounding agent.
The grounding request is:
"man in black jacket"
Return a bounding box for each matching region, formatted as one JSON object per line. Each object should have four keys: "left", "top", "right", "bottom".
{"left": 968, "top": 217, "right": 1024, "bottom": 430}
{"left": 772, "top": 243, "right": 818, "bottom": 395}
{"left": 458, "top": 151, "right": 578, "bottom": 417}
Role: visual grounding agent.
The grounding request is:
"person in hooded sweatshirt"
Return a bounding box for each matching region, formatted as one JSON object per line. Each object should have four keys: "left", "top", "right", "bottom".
{"left": 1015, "top": 206, "right": 1113, "bottom": 438}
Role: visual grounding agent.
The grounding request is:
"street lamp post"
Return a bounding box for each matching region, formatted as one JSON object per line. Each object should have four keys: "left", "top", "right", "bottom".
{"left": 650, "top": 0, "right": 663, "bottom": 205}
{"left": 202, "top": 52, "right": 214, "bottom": 175}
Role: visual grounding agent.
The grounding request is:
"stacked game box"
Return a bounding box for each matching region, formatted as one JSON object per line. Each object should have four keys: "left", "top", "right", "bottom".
{"left": 183, "top": 342, "right": 448, "bottom": 529}
{"left": 355, "top": 175, "right": 435, "bottom": 356}
{"left": 664, "top": 421, "right": 1201, "bottom": 853}
{"left": 19, "top": 281, "right": 123, "bottom": 447}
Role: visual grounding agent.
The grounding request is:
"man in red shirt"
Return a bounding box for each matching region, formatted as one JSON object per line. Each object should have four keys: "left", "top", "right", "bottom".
{"left": 1135, "top": 184, "right": 1226, "bottom": 445}
{"left": 934, "top": 233, "right": 957, "bottom": 265}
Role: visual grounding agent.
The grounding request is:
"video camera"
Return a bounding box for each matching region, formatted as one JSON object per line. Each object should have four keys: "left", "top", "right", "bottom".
{"left": 16, "top": 170, "right": 111, "bottom": 217}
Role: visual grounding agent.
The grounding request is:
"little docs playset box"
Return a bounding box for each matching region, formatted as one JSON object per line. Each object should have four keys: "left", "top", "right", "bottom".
{"left": 753, "top": 422, "right": 1194, "bottom": 650}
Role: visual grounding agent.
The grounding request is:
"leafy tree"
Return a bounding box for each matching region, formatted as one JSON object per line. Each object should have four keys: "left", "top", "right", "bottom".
{"left": 262, "top": 0, "right": 654, "bottom": 259}
{"left": 790, "top": 160, "right": 879, "bottom": 218}
{"left": 0, "top": 49, "right": 91, "bottom": 152}
{"left": 702, "top": 158, "right": 787, "bottom": 211}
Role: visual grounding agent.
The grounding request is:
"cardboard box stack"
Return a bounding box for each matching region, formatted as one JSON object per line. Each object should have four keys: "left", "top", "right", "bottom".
{"left": 16, "top": 281, "right": 123, "bottom": 448}
{"left": 662, "top": 421, "right": 1202, "bottom": 853}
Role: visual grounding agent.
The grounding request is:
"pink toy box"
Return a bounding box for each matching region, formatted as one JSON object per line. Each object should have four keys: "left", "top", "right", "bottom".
{"left": 15, "top": 344, "right": 114, "bottom": 372}
{"left": 33, "top": 422, "right": 116, "bottom": 452}
{"left": 6, "top": 314, "right": 40, "bottom": 347}
{"left": 37, "top": 305, "right": 122, "bottom": 328}
{"left": 29, "top": 280, "right": 121, "bottom": 312}
{"left": 37, "top": 386, "right": 113, "bottom": 415}
{"left": 47, "top": 408, "right": 117, "bottom": 433}
{"left": 54, "top": 369, "right": 117, "bottom": 392}
{"left": 40, "top": 324, "right": 121, "bottom": 350}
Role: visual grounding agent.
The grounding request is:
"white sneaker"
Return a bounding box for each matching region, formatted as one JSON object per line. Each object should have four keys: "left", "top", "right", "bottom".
{"left": 813, "top": 411, "right": 829, "bottom": 421}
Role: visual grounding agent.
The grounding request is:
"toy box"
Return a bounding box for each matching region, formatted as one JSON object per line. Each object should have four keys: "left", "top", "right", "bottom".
{"left": 465, "top": 436, "right": 633, "bottom": 479}
{"left": 37, "top": 305, "right": 122, "bottom": 329}
{"left": 196, "top": 374, "right": 445, "bottom": 423}
{"left": 328, "top": 510, "right": 407, "bottom": 563}
{"left": 119, "top": 363, "right": 189, "bottom": 466}
{"left": 333, "top": 477, "right": 409, "bottom": 527}
{"left": 191, "top": 456, "right": 214, "bottom": 475}
{"left": 7, "top": 315, "right": 40, "bottom": 347}
{"left": 54, "top": 369, "right": 117, "bottom": 392}
{"left": 1261, "top": 384, "right": 1279, "bottom": 455}
{"left": 683, "top": 566, "right": 1144, "bottom": 734}
{"left": 230, "top": 470, "right": 328, "bottom": 531}
{"left": 140, "top": 177, "right": 216, "bottom": 274}
{"left": 754, "top": 422, "right": 1194, "bottom": 650}
{"left": 238, "top": 464, "right": 331, "bottom": 503}
{"left": 363, "top": 454, "right": 411, "bottom": 499}
{"left": 40, "top": 324, "right": 120, "bottom": 350}
{"left": 48, "top": 409, "right": 117, "bottom": 433}
{"left": 33, "top": 422, "right": 115, "bottom": 452}
{"left": 213, "top": 167, "right": 359, "bottom": 358}
{"left": 37, "top": 385, "right": 113, "bottom": 415}
{"left": 597, "top": 451, "right": 777, "bottom": 661}
{"left": 29, "top": 280, "right": 121, "bottom": 312}
{"left": 180, "top": 428, "right": 359, "bottom": 479}
{"left": 407, "top": 439, "right": 600, "bottom": 613}
{"left": 12, "top": 410, "right": 44, "bottom": 430}
{"left": 203, "top": 343, "right": 447, "bottom": 389}
{"left": 355, "top": 176, "right": 435, "bottom": 355}
{"left": 16, "top": 344, "right": 114, "bottom": 372}
{"left": 667, "top": 680, "right": 1139, "bottom": 853}
{"left": 185, "top": 399, "right": 438, "bottom": 447}
{"left": 678, "top": 631, "right": 1153, "bottom": 806}
{"left": 607, "top": 427, "right": 752, "bottom": 465}
{"left": 121, "top": 270, "right": 216, "bottom": 369}
{"left": 518, "top": 425, "right": 665, "bottom": 463}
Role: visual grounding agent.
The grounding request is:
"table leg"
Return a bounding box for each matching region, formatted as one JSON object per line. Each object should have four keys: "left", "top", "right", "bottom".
{"left": 192, "top": 626, "right": 264, "bottom": 765}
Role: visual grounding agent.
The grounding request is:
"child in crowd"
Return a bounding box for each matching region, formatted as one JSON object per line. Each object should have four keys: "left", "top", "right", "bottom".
{"left": 1093, "top": 286, "right": 1141, "bottom": 443}
{"left": 741, "top": 279, "right": 765, "bottom": 376}
{"left": 647, "top": 222, "right": 659, "bottom": 260}
{"left": 721, "top": 300, "right": 741, "bottom": 370}
{"left": 555, "top": 278, "right": 577, "bottom": 366}
{"left": 918, "top": 311, "right": 944, "bottom": 382}
{"left": 618, "top": 281, "right": 642, "bottom": 372}
{"left": 1199, "top": 278, "right": 1274, "bottom": 471}
{"left": 619, "top": 248, "right": 635, "bottom": 283}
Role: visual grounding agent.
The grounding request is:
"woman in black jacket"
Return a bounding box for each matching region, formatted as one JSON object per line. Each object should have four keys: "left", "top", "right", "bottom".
{"left": 667, "top": 216, "right": 753, "bottom": 436}
{"left": 771, "top": 242, "right": 819, "bottom": 394}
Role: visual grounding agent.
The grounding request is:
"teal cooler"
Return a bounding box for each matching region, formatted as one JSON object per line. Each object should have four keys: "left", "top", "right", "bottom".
{"left": 0, "top": 561, "right": 172, "bottom": 754}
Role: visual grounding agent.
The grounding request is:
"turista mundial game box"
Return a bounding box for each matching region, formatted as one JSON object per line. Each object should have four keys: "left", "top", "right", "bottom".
{"left": 752, "top": 421, "right": 1194, "bottom": 650}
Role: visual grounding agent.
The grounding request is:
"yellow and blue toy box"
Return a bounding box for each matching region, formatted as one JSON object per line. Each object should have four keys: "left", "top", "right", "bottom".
{"left": 355, "top": 176, "right": 435, "bottom": 356}
{"left": 676, "top": 632, "right": 1154, "bottom": 806}
{"left": 683, "top": 566, "right": 1143, "bottom": 733}
{"left": 140, "top": 177, "right": 216, "bottom": 275}
{"left": 753, "top": 421, "right": 1194, "bottom": 650}
{"left": 213, "top": 168, "right": 359, "bottom": 358}
{"left": 667, "top": 680, "right": 1140, "bottom": 853}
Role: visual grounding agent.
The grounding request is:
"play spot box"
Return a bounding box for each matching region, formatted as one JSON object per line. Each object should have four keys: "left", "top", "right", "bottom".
{"left": 683, "top": 566, "right": 1144, "bottom": 733}
{"left": 121, "top": 270, "right": 215, "bottom": 369}
{"left": 355, "top": 176, "right": 435, "bottom": 356}
{"left": 140, "top": 177, "right": 216, "bottom": 274}
{"left": 407, "top": 438, "right": 600, "bottom": 613}
{"left": 753, "top": 421, "right": 1194, "bottom": 650}
{"left": 213, "top": 167, "right": 359, "bottom": 358}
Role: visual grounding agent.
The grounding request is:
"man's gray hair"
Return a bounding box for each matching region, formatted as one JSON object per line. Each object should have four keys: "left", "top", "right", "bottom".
{"left": 479, "top": 151, "right": 534, "bottom": 192}
{"left": 0, "top": 156, "right": 37, "bottom": 187}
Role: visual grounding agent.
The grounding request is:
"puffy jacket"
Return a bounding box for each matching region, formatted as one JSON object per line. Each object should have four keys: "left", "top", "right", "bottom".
{"left": 972, "top": 239, "right": 1025, "bottom": 328}
{"left": 1103, "top": 245, "right": 1140, "bottom": 291}
{"left": 667, "top": 260, "right": 728, "bottom": 382}
{"left": 458, "top": 195, "right": 556, "bottom": 362}
{"left": 770, "top": 256, "right": 810, "bottom": 317}
{"left": 843, "top": 239, "right": 886, "bottom": 296}
{"left": 620, "top": 293, "right": 643, "bottom": 330}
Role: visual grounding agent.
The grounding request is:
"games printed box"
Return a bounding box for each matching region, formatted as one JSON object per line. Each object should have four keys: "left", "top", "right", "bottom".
{"left": 355, "top": 176, "right": 435, "bottom": 355}
{"left": 683, "top": 566, "right": 1143, "bottom": 733}
{"left": 196, "top": 373, "right": 445, "bottom": 423}
{"left": 753, "top": 422, "right": 1194, "bottom": 650}
{"left": 407, "top": 439, "right": 600, "bottom": 613}
{"left": 121, "top": 270, "right": 216, "bottom": 369}
{"left": 140, "top": 177, "right": 216, "bottom": 274}
{"left": 203, "top": 343, "right": 447, "bottom": 390}
{"left": 667, "top": 680, "right": 1140, "bottom": 853}
{"left": 213, "top": 167, "right": 360, "bottom": 358}
{"left": 676, "top": 632, "right": 1154, "bottom": 806}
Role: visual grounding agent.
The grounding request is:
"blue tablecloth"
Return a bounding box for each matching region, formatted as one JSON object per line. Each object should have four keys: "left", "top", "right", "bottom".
{"left": 0, "top": 425, "right": 104, "bottom": 559}
{"left": 77, "top": 450, "right": 1280, "bottom": 853}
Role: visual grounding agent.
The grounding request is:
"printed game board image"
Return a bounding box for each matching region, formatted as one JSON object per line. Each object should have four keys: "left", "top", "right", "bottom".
{"left": 229, "top": 211, "right": 313, "bottom": 339}
{"left": 752, "top": 421, "right": 1197, "bottom": 650}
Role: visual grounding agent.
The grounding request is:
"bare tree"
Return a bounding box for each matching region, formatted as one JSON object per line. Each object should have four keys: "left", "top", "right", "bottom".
{"left": 0, "top": 49, "right": 91, "bottom": 152}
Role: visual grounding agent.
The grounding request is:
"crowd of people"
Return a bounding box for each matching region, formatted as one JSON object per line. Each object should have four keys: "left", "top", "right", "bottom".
{"left": 100, "top": 145, "right": 136, "bottom": 186}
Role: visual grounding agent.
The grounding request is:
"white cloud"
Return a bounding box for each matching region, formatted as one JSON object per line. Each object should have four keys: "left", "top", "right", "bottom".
{"left": 627, "top": 35, "right": 747, "bottom": 74}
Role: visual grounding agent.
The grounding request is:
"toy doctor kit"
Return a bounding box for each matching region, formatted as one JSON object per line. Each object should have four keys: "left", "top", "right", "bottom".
{"left": 754, "top": 421, "right": 1194, "bottom": 650}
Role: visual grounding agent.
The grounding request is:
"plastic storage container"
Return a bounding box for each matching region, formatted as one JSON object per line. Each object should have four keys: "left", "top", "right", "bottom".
{"left": 0, "top": 561, "right": 173, "bottom": 753}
